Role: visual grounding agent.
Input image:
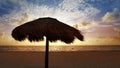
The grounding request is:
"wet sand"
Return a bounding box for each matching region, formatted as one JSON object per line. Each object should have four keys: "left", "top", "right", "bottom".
{"left": 0, "top": 51, "right": 120, "bottom": 68}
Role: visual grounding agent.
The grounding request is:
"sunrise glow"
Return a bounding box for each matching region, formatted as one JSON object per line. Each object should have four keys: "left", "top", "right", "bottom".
{"left": 0, "top": 0, "right": 120, "bottom": 46}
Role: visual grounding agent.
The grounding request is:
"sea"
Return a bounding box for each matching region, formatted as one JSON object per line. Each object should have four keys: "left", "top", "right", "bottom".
{"left": 0, "top": 45, "right": 120, "bottom": 51}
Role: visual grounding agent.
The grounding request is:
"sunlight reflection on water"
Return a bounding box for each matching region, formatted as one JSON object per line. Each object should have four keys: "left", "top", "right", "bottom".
{"left": 0, "top": 46, "right": 120, "bottom": 51}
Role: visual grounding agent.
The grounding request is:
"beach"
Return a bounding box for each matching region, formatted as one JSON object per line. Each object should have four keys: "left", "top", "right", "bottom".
{"left": 0, "top": 50, "right": 120, "bottom": 68}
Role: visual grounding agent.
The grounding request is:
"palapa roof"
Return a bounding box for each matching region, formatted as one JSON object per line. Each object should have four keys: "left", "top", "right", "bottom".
{"left": 12, "top": 17, "right": 84, "bottom": 43}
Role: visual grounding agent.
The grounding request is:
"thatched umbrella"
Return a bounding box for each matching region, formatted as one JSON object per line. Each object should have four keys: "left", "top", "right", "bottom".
{"left": 11, "top": 17, "right": 84, "bottom": 68}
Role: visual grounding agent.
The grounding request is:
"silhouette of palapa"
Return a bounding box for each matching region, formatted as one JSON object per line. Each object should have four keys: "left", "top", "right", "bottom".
{"left": 12, "top": 17, "right": 84, "bottom": 68}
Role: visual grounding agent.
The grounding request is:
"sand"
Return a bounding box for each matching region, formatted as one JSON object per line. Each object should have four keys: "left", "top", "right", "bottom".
{"left": 0, "top": 51, "right": 120, "bottom": 68}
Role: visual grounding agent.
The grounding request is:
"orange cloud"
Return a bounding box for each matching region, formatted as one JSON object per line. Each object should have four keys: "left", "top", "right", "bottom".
{"left": 114, "top": 28, "right": 120, "bottom": 36}
{"left": 73, "top": 24, "right": 79, "bottom": 29}
{"left": 81, "top": 22, "right": 90, "bottom": 26}
{"left": 0, "top": 32, "right": 4, "bottom": 38}
{"left": 73, "top": 20, "right": 99, "bottom": 30}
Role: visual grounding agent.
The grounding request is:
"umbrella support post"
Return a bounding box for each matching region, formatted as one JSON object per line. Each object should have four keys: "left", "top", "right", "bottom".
{"left": 45, "top": 37, "right": 49, "bottom": 68}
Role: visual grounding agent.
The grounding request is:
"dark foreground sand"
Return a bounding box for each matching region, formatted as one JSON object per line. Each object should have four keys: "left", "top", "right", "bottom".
{"left": 0, "top": 51, "right": 120, "bottom": 68}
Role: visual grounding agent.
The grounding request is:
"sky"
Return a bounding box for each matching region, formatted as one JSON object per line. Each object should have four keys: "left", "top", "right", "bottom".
{"left": 0, "top": 0, "right": 120, "bottom": 46}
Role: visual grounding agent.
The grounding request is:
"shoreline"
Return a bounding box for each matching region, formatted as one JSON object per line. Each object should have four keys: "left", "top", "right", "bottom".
{"left": 0, "top": 51, "right": 120, "bottom": 68}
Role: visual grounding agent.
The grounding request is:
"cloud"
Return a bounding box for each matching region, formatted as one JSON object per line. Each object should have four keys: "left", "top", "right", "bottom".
{"left": 0, "top": 23, "right": 4, "bottom": 30}
{"left": 10, "top": 13, "right": 29, "bottom": 25}
{"left": 0, "top": 23, "right": 7, "bottom": 31}
{"left": 74, "top": 20, "right": 99, "bottom": 30}
{"left": 0, "top": 0, "right": 100, "bottom": 26}
{"left": 0, "top": 23, "right": 13, "bottom": 39}
{"left": 114, "top": 27, "right": 120, "bottom": 35}
{"left": 102, "top": 8, "right": 120, "bottom": 23}
{"left": 59, "top": 0, "right": 84, "bottom": 11}
{"left": 0, "top": 0, "right": 101, "bottom": 45}
{"left": 0, "top": 32, "right": 4, "bottom": 39}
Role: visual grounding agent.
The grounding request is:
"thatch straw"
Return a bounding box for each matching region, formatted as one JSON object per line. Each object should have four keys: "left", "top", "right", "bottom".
{"left": 12, "top": 17, "right": 84, "bottom": 43}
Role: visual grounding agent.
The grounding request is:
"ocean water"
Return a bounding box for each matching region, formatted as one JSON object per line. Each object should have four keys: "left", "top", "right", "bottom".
{"left": 0, "top": 45, "right": 120, "bottom": 51}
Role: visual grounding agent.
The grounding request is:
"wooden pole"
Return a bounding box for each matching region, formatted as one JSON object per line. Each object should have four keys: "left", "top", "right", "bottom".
{"left": 45, "top": 37, "right": 49, "bottom": 68}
